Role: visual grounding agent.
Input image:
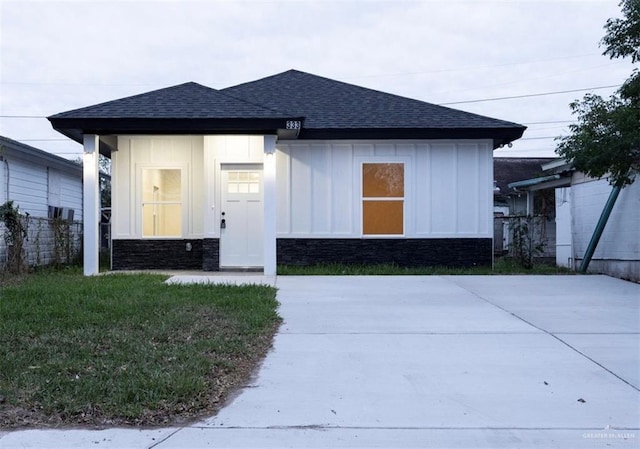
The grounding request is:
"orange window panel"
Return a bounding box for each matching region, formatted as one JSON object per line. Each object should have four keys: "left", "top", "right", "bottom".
{"left": 363, "top": 163, "right": 404, "bottom": 198}
{"left": 363, "top": 200, "right": 404, "bottom": 235}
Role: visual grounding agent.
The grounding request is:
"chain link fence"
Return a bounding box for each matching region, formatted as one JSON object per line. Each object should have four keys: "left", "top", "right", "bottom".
{"left": 0, "top": 216, "right": 82, "bottom": 273}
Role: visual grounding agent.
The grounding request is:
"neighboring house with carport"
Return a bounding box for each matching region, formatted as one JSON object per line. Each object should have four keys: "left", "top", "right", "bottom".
{"left": 493, "top": 157, "right": 556, "bottom": 258}
{"left": 509, "top": 159, "right": 639, "bottom": 282}
{"left": 493, "top": 157, "right": 555, "bottom": 216}
{"left": 0, "top": 136, "right": 82, "bottom": 269}
{"left": 48, "top": 70, "right": 525, "bottom": 275}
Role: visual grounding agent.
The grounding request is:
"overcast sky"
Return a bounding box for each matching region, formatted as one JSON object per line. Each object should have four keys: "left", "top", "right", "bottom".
{"left": 0, "top": 0, "right": 634, "bottom": 160}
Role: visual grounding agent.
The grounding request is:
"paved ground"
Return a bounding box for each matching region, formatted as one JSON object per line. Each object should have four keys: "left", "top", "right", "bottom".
{"left": 1, "top": 275, "right": 638, "bottom": 448}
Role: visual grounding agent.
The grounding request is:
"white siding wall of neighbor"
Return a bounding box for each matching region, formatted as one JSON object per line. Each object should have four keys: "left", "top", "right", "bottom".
{"left": 0, "top": 157, "right": 6, "bottom": 204}
{"left": 0, "top": 146, "right": 83, "bottom": 269}
{"left": 555, "top": 187, "right": 572, "bottom": 268}
{"left": 275, "top": 140, "right": 493, "bottom": 238}
{"left": 5, "top": 156, "right": 49, "bottom": 217}
{"left": 1, "top": 154, "right": 82, "bottom": 219}
{"left": 59, "top": 172, "right": 83, "bottom": 222}
{"left": 571, "top": 174, "right": 640, "bottom": 281}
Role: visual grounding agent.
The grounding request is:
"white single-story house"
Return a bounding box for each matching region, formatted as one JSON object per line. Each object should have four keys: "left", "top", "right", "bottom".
{"left": 0, "top": 135, "right": 83, "bottom": 267}
{"left": 48, "top": 70, "right": 525, "bottom": 275}
{"left": 0, "top": 136, "right": 83, "bottom": 220}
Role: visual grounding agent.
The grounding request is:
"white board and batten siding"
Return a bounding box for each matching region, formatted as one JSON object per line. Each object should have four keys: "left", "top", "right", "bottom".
{"left": 275, "top": 140, "right": 494, "bottom": 239}
{"left": 113, "top": 136, "right": 493, "bottom": 240}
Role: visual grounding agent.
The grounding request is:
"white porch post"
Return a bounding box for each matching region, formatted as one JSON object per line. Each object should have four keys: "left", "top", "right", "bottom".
{"left": 526, "top": 191, "right": 534, "bottom": 216}
{"left": 263, "top": 135, "right": 277, "bottom": 276}
{"left": 83, "top": 134, "right": 100, "bottom": 276}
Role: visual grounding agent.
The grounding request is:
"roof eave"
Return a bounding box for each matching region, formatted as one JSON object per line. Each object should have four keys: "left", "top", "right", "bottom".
{"left": 0, "top": 136, "right": 83, "bottom": 174}
{"left": 297, "top": 126, "right": 526, "bottom": 145}
{"left": 48, "top": 116, "right": 303, "bottom": 144}
{"left": 508, "top": 174, "right": 572, "bottom": 191}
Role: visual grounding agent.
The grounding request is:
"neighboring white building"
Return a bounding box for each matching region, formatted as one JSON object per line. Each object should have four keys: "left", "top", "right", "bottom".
{"left": 49, "top": 70, "right": 526, "bottom": 275}
{"left": 510, "top": 158, "right": 639, "bottom": 282}
{"left": 0, "top": 136, "right": 83, "bottom": 268}
{"left": 558, "top": 172, "right": 639, "bottom": 282}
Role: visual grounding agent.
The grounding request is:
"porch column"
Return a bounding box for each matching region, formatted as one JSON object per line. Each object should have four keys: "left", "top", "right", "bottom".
{"left": 263, "top": 135, "right": 277, "bottom": 276}
{"left": 83, "top": 134, "right": 100, "bottom": 276}
{"left": 526, "top": 191, "right": 534, "bottom": 216}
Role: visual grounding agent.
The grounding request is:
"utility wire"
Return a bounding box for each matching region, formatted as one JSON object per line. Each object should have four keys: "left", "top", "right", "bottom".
{"left": 2, "top": 53, "right": 603, "bottom": 86}
{"left": 523, "top": 120, "right": 574, "bottom": 125}
{"left": 1, "top": 85, "right": 619, "bottom": 118}
{"left": 0, "top": 115, "right": 47, "bottom": 118}
{"left": 343, "top": 53, "right": 602, "bottom": 79}
{"left": 14, "top": 138, "right": 70, "bottom": 142}
{"left": 439, "top": 84, "right": 621, "bottom": 105}
{"left": 519, "top": 136, "right": 561, "bottom": 141}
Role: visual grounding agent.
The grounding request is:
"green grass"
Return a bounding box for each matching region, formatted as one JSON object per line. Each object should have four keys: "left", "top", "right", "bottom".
{"left": 0, "top": 269, "right": 281, "bottom": 427}
{"left": 278, "top": 258, "right": 575, "bottom": 275}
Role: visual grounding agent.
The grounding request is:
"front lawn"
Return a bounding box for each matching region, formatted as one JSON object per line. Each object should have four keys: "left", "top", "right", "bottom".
{"left": 0, "top": 270, "right": 281, "bottom": 428}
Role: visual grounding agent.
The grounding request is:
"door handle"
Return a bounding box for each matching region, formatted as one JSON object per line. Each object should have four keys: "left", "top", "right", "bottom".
{"left": 221, "top": 212, "right": 226, "bottom": 229}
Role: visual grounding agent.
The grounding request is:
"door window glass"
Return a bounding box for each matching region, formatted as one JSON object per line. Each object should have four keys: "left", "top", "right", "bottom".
{"left": 227, "top": 171, "right": 261, "bottom": 194}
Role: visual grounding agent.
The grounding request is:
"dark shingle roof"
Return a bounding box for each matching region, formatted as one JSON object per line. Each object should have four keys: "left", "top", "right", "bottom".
{"left": 50, "top": 82, "right": 291, "bottom": 120}
{"left": 49, "top": 82, "right": 302, "bottom": 144}
{"left": 494, "top": 157, "right": 556, "bottom": 196}
{"left": 223, "top": 69, "right": 523, "bottom": 132}
{"left": 49, "top": 70, "right": 526, "bottom": 146}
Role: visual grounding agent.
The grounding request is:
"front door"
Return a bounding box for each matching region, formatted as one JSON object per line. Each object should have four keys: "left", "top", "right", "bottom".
{"left": 220, "top": 165, "right": 264, "bottom": 268}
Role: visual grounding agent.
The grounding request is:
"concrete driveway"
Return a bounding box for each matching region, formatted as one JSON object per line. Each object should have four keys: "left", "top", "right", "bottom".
{"left": 2, "top": 275, "right": 639, "bottom": 448}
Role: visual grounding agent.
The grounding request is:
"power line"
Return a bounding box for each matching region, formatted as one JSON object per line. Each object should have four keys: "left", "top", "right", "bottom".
{"left": 523, "top": 120, "right": 574, "bottom": 125}
{"left": 0, "top": 85, "right": 619, "bottom": 124}
{"left": 0, "top": 115, "right": 47, "bottom": 118}
{"left": 439, "top": 84, "right": 621, "bottom": 105}
{"left": 519, "top": 136, "right": 561, "bottom": 141}
{"left": 15, "top": 138, "right": 71, "bottom": 142}
{"left": 1, "top": 53, "right": 604, "bottom": 87}
{"left": 343, "top": 52, "right": 602, "bottom": 79}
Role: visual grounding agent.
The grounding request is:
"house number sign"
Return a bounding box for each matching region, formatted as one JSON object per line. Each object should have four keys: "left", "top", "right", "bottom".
{"left": 286, "top": 120, "right": 301, "bottom": 130}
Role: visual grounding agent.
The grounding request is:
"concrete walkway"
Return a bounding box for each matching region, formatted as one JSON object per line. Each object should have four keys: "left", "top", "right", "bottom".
{"left": 1, "top": 275, "right": 638, "bottom": 448}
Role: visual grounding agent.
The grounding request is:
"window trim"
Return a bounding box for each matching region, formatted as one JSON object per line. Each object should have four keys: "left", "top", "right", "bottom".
{"left": 358, "top": 159, "right": 409, "bottom": 238}
{"left": 137, "top": 165, "right": 187, "bottom": 239}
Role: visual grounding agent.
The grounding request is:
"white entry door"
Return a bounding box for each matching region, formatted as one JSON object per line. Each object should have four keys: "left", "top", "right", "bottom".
{"left": 220, "top": 165, "right": 264, "bottom": 268}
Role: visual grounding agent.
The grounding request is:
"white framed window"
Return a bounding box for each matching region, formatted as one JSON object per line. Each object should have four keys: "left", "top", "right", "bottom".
{"left": 362, "top": 162, "right": 405, "bottom": 236}
{"left": 141, "top": 168, "right": 182, "bottom": 237}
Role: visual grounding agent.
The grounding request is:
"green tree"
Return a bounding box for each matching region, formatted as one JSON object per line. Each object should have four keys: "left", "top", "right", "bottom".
{"left": 98, "top": 154, "right": 111, "bottom": 208}
{"left": 556, "top": 0, "right": 639, "bottom": 187}
{"left": 74, "top": 154, "right": 111, "bottom": 207}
